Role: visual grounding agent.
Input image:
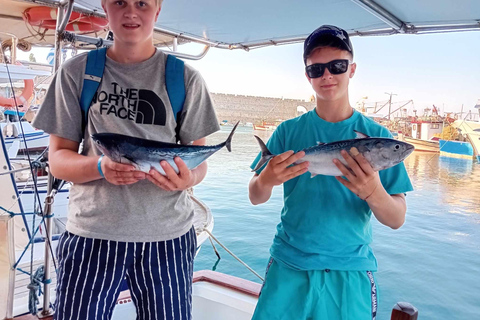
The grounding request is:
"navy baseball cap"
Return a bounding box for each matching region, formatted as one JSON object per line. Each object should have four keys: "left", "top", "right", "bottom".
{"left": 303, "top": 25, "right": 353, "bottom": 64}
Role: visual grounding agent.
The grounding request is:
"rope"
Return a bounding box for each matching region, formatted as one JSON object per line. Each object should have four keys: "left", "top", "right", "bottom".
{"left": 27, "top": 265, "right": 44, "bottom": 315}
{"left": 13, "top": 216, "right": 45, "bottom": 269}
{"left": 1, "top": 39, "right": 32, "bottom": 53}
{"left": 204, "top": 229, "right": 264, "bottom": 282}
{"left": 0, "top": 206, "right": 39, "bottom": 216}
{"left": 0, "top": 205, "right": 18, "bottom": 216}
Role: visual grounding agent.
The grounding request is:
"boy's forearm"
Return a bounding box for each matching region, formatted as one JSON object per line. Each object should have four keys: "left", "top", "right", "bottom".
{"left": 249, "top": 174, "right": 274, "bottom": 205}
{"left": 367, "top": 187, "right": 406, "bottom": 229}
{"left": 190, "top": 162, "right": 207, "bottom": 187}
{"left": 49, "top": 149, "right": 102, "bottom": 184}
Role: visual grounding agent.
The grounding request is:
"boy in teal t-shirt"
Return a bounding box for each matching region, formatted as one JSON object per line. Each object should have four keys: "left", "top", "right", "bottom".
{"left": 249, "top": 25, "right": 413, "bottom": 320}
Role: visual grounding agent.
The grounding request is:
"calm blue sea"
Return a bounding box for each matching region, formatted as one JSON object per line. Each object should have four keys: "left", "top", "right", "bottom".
{"left": 194, "top": 127, "right": 480, "bottom": 320}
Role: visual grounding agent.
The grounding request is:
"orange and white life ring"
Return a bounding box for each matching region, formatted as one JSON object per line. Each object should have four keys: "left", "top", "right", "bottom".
{"left": 0, "top": 77, "right": 33, "bottom": 109}
{"left": 23, "top": 6, "right": 108, "bottom": 33}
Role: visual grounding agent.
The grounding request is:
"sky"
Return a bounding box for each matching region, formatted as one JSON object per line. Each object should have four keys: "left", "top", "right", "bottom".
{"left": 17, "top": 30, "right": 480, "bottom": 117}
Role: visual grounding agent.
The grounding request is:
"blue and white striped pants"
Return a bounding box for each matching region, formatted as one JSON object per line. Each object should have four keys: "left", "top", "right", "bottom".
{"left": 54, "top": 227, "right": 197, "bottom": 320}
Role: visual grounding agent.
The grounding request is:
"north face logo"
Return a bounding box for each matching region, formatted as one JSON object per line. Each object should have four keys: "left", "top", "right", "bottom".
{"left": 93, "top": 82, "right": 167, "bottom": 126}
{"left": 135, "top": 89, "right": 166, "bottom": 125}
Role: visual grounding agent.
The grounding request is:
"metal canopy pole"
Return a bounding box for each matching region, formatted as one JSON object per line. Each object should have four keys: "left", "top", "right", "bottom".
{"left": 173, "top": 37, "right": 178, "bottom": 52}
{"left": 62, "top": 32, "right": 211, "bottom": 60}
{"left": 350, "top": 0, "right": 406, "bottom": 33}
{"left": 39, "top": 1, "right": 74, "bottom": 317}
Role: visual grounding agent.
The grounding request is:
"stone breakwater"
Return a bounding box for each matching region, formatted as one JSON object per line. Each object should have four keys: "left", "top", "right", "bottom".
{"left": 211, "top": 93, "right": 315, "bottom": 124}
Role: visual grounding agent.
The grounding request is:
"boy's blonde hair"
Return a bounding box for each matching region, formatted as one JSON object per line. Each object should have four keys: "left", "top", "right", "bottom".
{"left": 101, "top": 0, "right": 163, "bottom": 7}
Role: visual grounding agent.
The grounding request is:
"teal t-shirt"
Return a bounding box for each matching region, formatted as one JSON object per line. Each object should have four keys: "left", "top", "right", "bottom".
{"left": 251, "top": 109, "right": 414, "bottom": 271}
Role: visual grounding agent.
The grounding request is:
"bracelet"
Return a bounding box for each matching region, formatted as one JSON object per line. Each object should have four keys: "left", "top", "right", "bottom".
{"left": 362, "top": 183, "right": 378, "bottom": 201}
{"left": 97, "top": 155, "right": 105, "bottom": 178}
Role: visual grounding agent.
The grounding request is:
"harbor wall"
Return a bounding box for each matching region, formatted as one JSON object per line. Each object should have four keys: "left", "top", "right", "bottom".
{"left": 211, "top": 93, "right": 316, "bottom": 124}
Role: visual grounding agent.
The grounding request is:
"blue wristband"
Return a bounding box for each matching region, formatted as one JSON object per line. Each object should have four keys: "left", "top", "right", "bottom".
{"left": 97, "top": 155, "right": 105, "bottom": 178}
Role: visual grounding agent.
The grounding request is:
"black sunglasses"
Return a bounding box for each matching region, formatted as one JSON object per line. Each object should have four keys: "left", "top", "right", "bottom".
{"left": 305, "top": 59, "right": 351, "bottom": 78}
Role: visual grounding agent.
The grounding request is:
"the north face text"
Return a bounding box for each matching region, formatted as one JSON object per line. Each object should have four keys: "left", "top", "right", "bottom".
{"left": 93, "top": 82, "right": 167, "bottom": 125}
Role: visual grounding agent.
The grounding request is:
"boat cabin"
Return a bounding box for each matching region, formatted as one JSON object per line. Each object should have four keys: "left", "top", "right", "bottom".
{"left": 411, "top": 121, "right": 444, "bottom": 141}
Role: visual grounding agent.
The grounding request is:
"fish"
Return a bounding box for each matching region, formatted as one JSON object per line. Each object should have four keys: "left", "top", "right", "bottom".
{"left": 91, "top": 122, "right": 238, "bottom": 175}
{"left": 253, "top": 131, "right": 415, "bottom": 177}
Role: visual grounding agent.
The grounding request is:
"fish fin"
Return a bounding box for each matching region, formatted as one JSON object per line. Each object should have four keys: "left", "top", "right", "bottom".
{"left": 121, "top": 155, "right": 135, "bottom": 164}
{"left": 252, "top": 135, "right": 275, "bottom": 172}
{"left": 354, "top": 130, "right": 370, "bottom": 139}
{"left": 120, "top": 155, "right": 142, "bottom": 171}
{"left": 136, "top": 161, "right": 152, "bottom": 173}
{"left": 224, "top": 121, "right": 239, "bottom": 152}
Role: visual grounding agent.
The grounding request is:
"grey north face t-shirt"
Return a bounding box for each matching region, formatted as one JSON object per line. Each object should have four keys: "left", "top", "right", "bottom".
{"left": 32, "top": 50, "right": 220, "bottom": 242}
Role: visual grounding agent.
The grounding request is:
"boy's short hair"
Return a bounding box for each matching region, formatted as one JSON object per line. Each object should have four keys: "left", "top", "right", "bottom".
{"left": 303, "top": 25, "right": 354, "bottom": 64}
{"left": 101, "top": 0, "right": 163, "bottom": 7}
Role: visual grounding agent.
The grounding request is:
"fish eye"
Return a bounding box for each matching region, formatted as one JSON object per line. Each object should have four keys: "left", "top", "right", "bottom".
{"left": 394, "top": 144, "right": 400, "bottom": 150}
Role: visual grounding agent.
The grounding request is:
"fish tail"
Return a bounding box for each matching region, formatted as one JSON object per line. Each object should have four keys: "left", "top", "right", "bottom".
{"left": 252, "top": 135, "right": 275, "bottom": 172}
{"left": 224, "top": 121, "right": 239, "bottom": 152}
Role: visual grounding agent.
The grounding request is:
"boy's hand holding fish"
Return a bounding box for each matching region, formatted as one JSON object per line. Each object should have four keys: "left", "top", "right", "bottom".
{"left": 259, "top": 150, "right": 309, "bottom": 188}
{"left": 100, "top": 155, "right": 147, "bottom": 186}
{"left": 249, "top": 150, "right": 309, "bottom": 205}
{"left": 147, "top": 156, "right": 200, "bottom": 191}
{"left": 333, "top": 148, "right": 380, "bottom": 201}
{"left": 333, "top": 148, "right": 407, "bottom": 229}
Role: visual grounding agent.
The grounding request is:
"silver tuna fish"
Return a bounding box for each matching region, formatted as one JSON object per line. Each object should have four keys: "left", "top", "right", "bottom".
{"left": 92, "top": 122, "right": 238, "bottom": 174}
{"left": 253, "top": 131, "right": 414, "bottom": 177}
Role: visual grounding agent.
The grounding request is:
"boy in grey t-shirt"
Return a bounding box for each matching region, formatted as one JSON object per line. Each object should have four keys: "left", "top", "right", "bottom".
{"left": 32, "top": 0, "right": 219, "bottom": 319}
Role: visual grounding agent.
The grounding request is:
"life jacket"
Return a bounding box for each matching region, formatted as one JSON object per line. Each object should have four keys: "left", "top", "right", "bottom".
{"left": 79, "top": 47, "right": 186, "bottom": 142}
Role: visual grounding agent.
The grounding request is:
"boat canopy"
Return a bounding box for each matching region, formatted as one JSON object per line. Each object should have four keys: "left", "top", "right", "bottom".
{"left": 0, "top": 0, "right": 479, "bottom": 51}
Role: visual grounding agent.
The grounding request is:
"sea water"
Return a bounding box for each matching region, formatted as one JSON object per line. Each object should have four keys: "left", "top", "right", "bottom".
{"left": 194, "top": 127, "right": 480, "bottom": 320}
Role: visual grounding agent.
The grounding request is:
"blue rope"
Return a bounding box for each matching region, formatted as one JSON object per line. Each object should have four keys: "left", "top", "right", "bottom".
{"left": 11, "top": 211, "right": 55, "bottom": 269}
{"left": 0, "top": 205, "right": 17, "bottom": 216}
{"left": 0, "top": 206, "right": 36, "bottom": 216}
{"left": 13, "top": 216, "right": 45, "bottom": 269}
{"left": 27, "top": 265, "right": 44, "bottom": 315}
{"left": 16, "top": 267, "right": 31, "bottom": 276}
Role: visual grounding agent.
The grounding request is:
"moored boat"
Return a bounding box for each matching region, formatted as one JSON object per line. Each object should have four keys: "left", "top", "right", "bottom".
{"left": 450, "top": 104, "right": 480, "bottom": 161}
{"left": 439, "top": 139, "right": 475, "bottom": 160}
{"left": 1, "top": 119, "right": 49, "bottom": 153}
{"left": 400, "top": 119, "right": 444, "bottom": 153}
{"left": 403, "top": 136, "right": 440, "bottom": 153}
{"left": 253, "top": 120, "right": 276, "bottom": 131}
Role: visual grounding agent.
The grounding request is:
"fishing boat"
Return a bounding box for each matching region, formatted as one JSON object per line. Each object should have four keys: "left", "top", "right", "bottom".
{"left": 448, "top": 103, "right": 480, "bottom": 161}
{"left": 399, "top": 117, "right": 444, "bottom": 153}
{"left": 439, "top": 139, "right": 475, "bottom": 160}
{"left": 252, "top": 120, "right": 276, "bottom": 131}
{"left": 1, "top": 114, "right": 50, "bottom": 153}
{"left": 403, "top": 136, "right": 440, "bottom": 153}
{"left": 2, "top": 0, "right": 480, "bottom": 319}
{"left": 468, "top": 130, "right": 480, "bottom": 162}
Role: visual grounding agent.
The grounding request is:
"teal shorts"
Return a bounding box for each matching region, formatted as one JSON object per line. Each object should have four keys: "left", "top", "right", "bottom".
{"left": 252, "top": 258, "right": 378, "bottom": 320}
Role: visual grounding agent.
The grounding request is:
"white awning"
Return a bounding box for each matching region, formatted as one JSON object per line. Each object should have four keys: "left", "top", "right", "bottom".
{"left": 81, "top": 0, "right": 480, "bottom": 50}
{"left": 1, "top": 0, "right": 479, "bottom": 51}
